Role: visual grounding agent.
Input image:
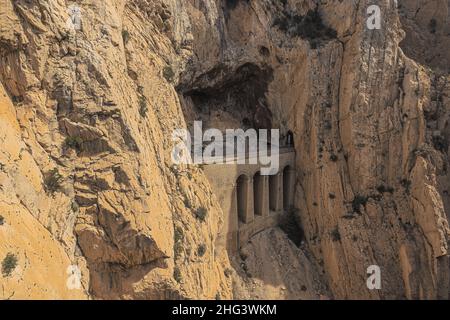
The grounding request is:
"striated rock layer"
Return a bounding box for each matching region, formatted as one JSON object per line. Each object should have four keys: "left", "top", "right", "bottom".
{"left": 0, "top": 0, "right": 449, "bottom": 299}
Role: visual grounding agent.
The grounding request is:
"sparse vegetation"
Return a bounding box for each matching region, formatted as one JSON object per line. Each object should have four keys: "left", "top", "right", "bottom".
{"left": 224, "top": 268, "right": 233, "bottom": 278}
{"left": 71, "top": 201, "right": 79, "bottom": 213}
{"left": 122, "top": 30, "right": 130, "bottom": 44}
{"left": 331, "top": 227, "right": 341, "bottom": 242}
{"left": 352, "top": 195, "right": 368, "bottom": 214}
{"left": 195, "top": 206, "right": 208, "bottom": 222}
{"left": 330, "top": 154, "right": 338, "bottom": 162}
{"left": 184, "top": 198, "right": 192, "bottom": 209}
{"left": 65, "top": 136, "right": 83, "bottom": 152}
{"left": 174, "top": 226, "right": 184, "bottom": 243}
{"left": 273, "top": 9, "right": 337, "bottom": 48}
{"left": 376, "top": 185, "right": 394, "bottom": 194}
{"left": 432, "top": 134, "right": 448, "bottom": 152}
{"left": 197, "top": 244, "right": 206, "bottom": 257}
{"left": 44, "top": 168, "right": 63, "bottom": 194}
{"left": 174, "top": 226, "right": 184, "bottom": 259}
{"left": 163, "top": 66, "right": 175, "bottom": 83}
{"left": 401, "top": 179, "right": 412, "bottom": 193}
{"left": 429, "top": 19, "right": 437, "bottom": 34}
{"left": 0, "top": 215, "right": 4, "bottom": 225}
{"left": 139, "top": 95, "right": 148, "bottom": 117}
{"left": 173, "top": 266, "right": 182, "bottom": 283}
{"left": 174, "top": 241, "right": 183, "bottom": 259}
{"left": 2, "top": 252, "right": 18, "bottom": 277}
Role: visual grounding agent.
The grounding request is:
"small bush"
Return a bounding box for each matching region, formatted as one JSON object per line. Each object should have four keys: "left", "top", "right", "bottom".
{"left": 173, "top": 266, "right": 182, "bottom": 283}
{"left": 195, "top": 207, "right": 208, "bottom": 222}
{"left": 331, "top": 227, "right": 341, "bottom": 242}
{"left": 352, "top": 195, "right": 368, "bottom": 214}
{"left": 197, "top": 244, "right": 207, "bottom": 257}
{"left": 432, "top": 135, "right": 448, "bottom": 152}
{"left": 65, "top": 136, "right": 83, "bottom": 152}
{"left": 122, "top": 30, "right": 130, "bottom": 44}
{"left": 174, "top": 226, "right": 184, "bottom": 243}
{"left": 273, "top": 9, "right": 337, "bottom": 47}
{"left": 330, "top": 154, "right": 338, "bottom": 162}
{"left": 0, "top": 215, "right": 4, "bottom": 225}
{"left": 44, "top": 168, "right": 63, "bottom": 194}
{"left": 163, "top": 66, "right": 175, "bottom": 83}
{"left": 224, "top": 268, "right": 233, "bottom": 278}
{"left": 174, "top": 242, "right": 183, "bottom": 259}
{"left": 2, "top": 253, "right": 18, "bottom": 277}
{"left": 184, "top": 198, "right": 192, "bottom": 209}
{"left": 138, "top": 95, "right": 148, "bottom": 117}
{"left": 376, "top": 185, "right": 394, "bottom": 194}
{"left": 429, "top": 19, "right": 437, "bottom": 34}
{"left": 401, "top": 179, "right": 412, "bottom": 193}
{"left": 71, "top": 201, "right": 80, "bottom": 213}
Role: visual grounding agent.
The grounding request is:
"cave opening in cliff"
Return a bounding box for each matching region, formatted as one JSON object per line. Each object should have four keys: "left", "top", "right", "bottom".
{"left": 178, "top": 63, "right": 274, "bottom": 135}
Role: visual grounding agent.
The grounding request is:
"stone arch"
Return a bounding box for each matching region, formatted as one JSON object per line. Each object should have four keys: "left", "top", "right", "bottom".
{"left": 236, "top": 174, "right": 250, "bottom": 223}
{"left": 283, "top": 165, "right": 294, "bottom": 210}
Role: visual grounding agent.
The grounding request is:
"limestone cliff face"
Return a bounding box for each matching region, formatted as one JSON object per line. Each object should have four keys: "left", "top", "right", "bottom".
{"left": 0, "top": 0, "right": 449, "bottom": 300}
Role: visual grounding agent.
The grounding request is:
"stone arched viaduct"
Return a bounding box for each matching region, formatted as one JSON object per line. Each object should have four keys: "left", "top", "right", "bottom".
{"left": 203, "top": 148, "right": 295, "bottom": 253}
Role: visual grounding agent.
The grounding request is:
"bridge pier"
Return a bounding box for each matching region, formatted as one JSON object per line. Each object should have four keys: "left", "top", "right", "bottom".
{"left": 253, "top": 173, "right": 270, "bottom": 217}
{"left": 269, "top": 172, "right": 283, "bottom": 212}
{"left": 236, "top": 175, "right": 254, "bottom": 224}
{"left": 202, "top": 148, "right": 296, "bottom": 253}
{"left": 262, "top": 176, "right": 270, "bottom": 217}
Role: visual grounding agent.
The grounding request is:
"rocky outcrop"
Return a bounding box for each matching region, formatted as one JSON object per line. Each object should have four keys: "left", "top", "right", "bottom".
{"left": 0, "top": 0, "right": 449, "bottom": 300}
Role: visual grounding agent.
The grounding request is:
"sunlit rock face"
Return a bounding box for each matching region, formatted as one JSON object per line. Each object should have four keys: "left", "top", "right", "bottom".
{"left": 0, "top": 0, "right": 449, "bottom": 300}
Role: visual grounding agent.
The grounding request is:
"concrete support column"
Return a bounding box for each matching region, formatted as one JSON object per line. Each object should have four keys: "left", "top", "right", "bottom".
{"left": 269, "top": 172, "right": 283, "bottom": 212}
{"left": 262, "top": 176, "right": 270, "bottom": 217}
{"left": 277, "top": 172, "right": 284, "bottom": 212}
{"left": 247, "top": 177, "right": 255, "bottom": 223}
{"left": 253, "top": 173, "right": 269, "bottom": 217}
{"left": 237, "top": 175, "right": 254, "bottom": 224}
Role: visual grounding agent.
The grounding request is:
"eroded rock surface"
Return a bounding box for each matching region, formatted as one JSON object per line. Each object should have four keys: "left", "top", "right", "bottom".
{"left": 0, "top": 0, "right": 449, "bottom": 299}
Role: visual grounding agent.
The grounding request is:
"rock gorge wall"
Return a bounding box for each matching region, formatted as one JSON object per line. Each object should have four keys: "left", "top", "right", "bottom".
{"left": 0, "top": 0, "right": 449, "bottom": 300}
